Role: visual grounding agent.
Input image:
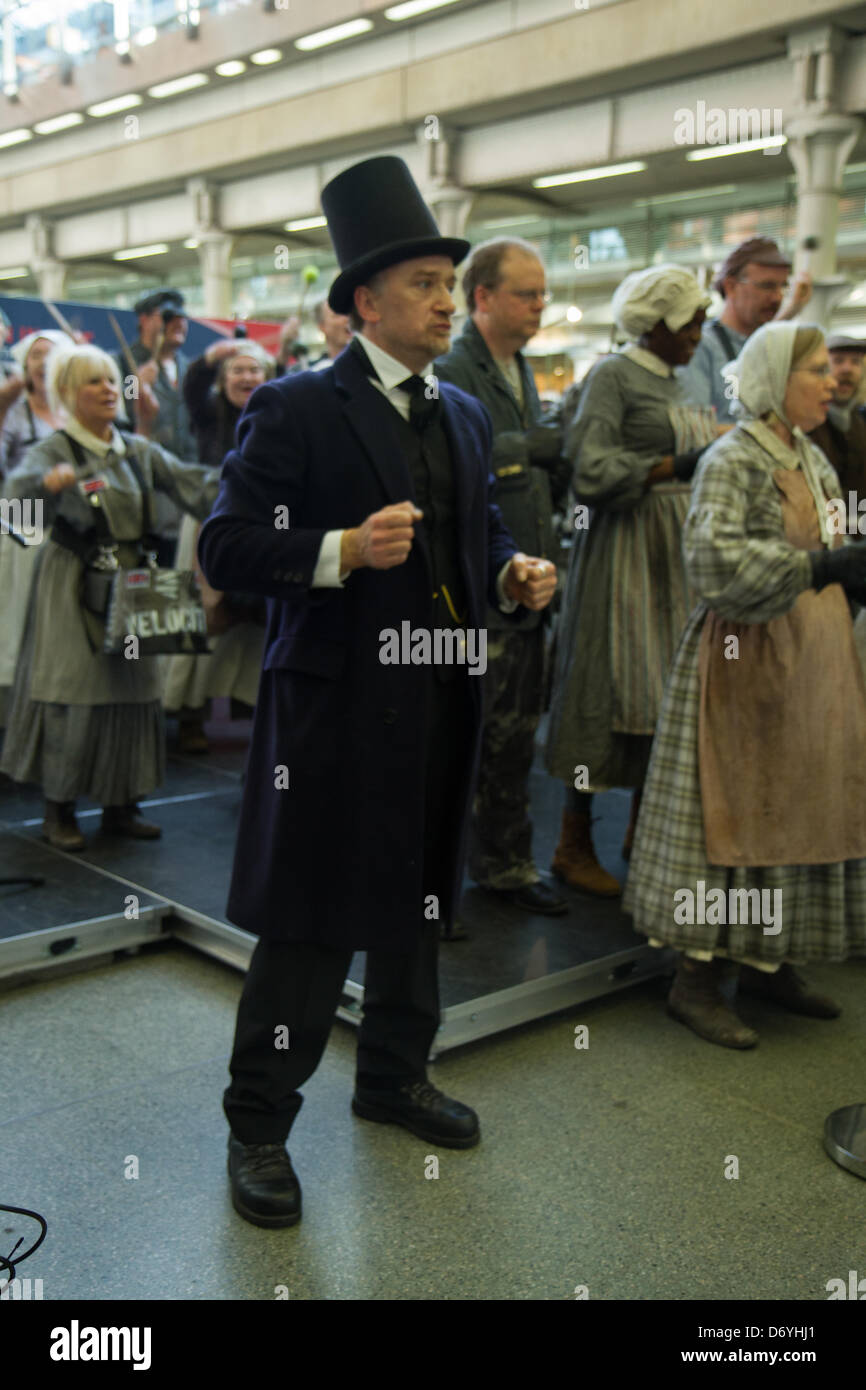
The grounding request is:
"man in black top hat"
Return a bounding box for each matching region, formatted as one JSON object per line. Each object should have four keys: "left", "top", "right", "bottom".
{"left": 809, "top": 334, "right": 866, "bottom": 506}
{"left": 198, "top": 155, "right": 557, "bottom": 1228}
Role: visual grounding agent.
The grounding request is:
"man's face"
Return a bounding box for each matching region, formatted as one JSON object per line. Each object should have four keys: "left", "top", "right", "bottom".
{"left": 829, "top": 349, "right": 865, "bottom": 404}
{"left": 360, "top": 256, "right": 457, "bottom": 365}
{"left": 724, "top": 263, "right": 789, "bottom": 333}
{"left": 475, "top": 251, "right": 547, "bottom": 347}
{"left": 138, "top": 309, "right": 163, "bottom": 347}
{"left": 162, "top": 313, "right": 188, "bottom": 349}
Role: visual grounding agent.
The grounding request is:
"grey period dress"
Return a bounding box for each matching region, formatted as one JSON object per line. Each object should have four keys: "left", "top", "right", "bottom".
{"left": 545, "top": 346, "right": 716, "bottom": 791}
{"left": 0, "top": 424, "right": 220, "bottom": 805}
{"left": 0, "top": 395, "right": 59, "bottom": 718}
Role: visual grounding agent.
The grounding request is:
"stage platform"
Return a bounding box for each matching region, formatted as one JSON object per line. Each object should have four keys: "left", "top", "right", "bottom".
{"left": 0, "top": 702, "right": 670, "bottom": 1057}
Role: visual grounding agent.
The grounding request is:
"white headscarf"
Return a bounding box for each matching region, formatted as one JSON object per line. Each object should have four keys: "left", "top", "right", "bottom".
{"left": 10, "top": 328, "right": 72, "bottom": 372}
{"left": 724, "top": 320, "right": 833, "bottom": 543}
{"left": 611, "top": 264, "right": 711, "bottom": 341}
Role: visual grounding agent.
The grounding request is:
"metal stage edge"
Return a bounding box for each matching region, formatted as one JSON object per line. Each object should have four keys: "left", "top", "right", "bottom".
{"left": 2, "top": 889, "right": 673, "bottom": 1059}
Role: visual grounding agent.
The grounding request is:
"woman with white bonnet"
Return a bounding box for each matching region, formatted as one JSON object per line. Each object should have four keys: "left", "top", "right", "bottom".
{"left": 546, "top": 264, "right": 721, "bottom": 896}
{"left": 623, "top": 320, "right": 866, "bottom": 1048}
{"left": 0, "top": 343, "right": 221, "bottom": 850}
{"left": 0, "top": 329, "right": 71, "bottom": 479}
{"left": 0, "top": 330, "right": 72, "bottom": 723}
{"left": 162, "top": 336, "right": 273, "bottom": 754}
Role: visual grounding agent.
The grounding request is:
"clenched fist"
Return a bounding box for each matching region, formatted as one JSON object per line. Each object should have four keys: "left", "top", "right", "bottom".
{"left": 43, "top": 463, "right": 78, "bottom": 495}
{"left": 503, "top": 553, "right": 557, "bottom": 611}
{"left": 341, "top": 501, "right": 423, "bottom": 572}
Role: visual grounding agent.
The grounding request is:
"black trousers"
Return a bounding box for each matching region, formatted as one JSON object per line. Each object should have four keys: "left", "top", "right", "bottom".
{"left": 223, "top": 669, "right": 474, "bottom": 1145}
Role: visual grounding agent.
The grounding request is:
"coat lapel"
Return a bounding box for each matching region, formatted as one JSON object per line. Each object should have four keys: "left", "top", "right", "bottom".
{"left": 332, "top": 343, "right": 433, "bottom": 580}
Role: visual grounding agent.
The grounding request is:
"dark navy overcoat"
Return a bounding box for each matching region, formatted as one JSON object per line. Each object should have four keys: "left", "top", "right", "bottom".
{"left": 197, "top": 341, "right": 524, "bottom": 950}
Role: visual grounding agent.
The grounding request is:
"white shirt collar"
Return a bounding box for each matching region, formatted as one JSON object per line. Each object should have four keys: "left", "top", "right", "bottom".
{"left": 65, "top": 415, "right": 126, "bottom": 459}
{"left": 355, "top": 334, "right": 432, "bottom": 391}
{"left": 619, "top": 343, "right": 675, "bottom": 378}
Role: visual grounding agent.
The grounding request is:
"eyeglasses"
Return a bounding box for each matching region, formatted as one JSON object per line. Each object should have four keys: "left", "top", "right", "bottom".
{"left": 792, "top": 365, "right": 833, "bottom": 377}
{"left": 737, "top": 278, "right": 789, "bottom": 293}
{"left": 508, "top": 289, "right": 553, "bottom": 304}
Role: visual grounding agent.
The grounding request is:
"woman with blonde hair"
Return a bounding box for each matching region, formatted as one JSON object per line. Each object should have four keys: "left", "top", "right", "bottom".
{"left": 624, "top": 321, "right": 866, "bottom": 1047}
{"left": 0, "top": 344, "right": 220, "bottom": 849}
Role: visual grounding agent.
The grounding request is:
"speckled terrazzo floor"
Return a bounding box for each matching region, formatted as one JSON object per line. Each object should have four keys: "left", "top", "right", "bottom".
{"left": 3, "top": 937, "right": 864, "bottom": 1301}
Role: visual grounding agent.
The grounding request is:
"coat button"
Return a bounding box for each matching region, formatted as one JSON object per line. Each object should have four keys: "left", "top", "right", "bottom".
{"left": 383, "top": 708, "right": 397, "bottom": 724}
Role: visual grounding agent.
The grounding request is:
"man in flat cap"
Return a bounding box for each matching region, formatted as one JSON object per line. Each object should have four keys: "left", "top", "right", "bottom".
{"left": 809, "top": 334, "right": 866, "bottom": 505}
{"left": 679, "top": 237, "right": 812, "bottom": 423}
{"left": 198, "top": 155, "right": 557, "bottom": 1229}
{"left": 116, "top": 289, "right": 196, "bottom": 565}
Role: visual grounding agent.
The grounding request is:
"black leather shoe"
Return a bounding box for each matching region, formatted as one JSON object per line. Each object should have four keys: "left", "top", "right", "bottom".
{"left": 492, "top": 880, "right": 569, "bottom": 915}
{"left": 227, "top": 1137, "right": 302, "bottom": 1228}
{"left": 352, "top": 1079, "right": 480, "bottom": 1148}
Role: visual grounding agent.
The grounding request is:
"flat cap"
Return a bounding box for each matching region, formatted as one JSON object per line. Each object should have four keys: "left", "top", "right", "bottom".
{"left": 134, "top": 289, "right": 186, "bottom": 317}
{"left": 713, "top": 238, "right": 791, "bottom": 295}
{"left": 826, "top": 333, "right": 866, "bottom": 353}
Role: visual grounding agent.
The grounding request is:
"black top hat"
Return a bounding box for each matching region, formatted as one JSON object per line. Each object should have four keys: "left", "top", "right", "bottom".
{"left": 321, "top": 156, "right": 470, "bottom": 315}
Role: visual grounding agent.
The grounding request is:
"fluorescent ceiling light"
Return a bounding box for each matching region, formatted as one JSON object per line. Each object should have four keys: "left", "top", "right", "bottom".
{"left": 135, "top": 27, "right": 157, "bottom": 46}
{"left": 148, "top": 73, "right": 209, "bottom": 99}
{"left": 385, "top": 0, "right": 461, "bottom": 18}
{"left": 285, "top": 216, "right": 327, "bottom": 231}
{"left": 0, "top": 128, "right": 33, "bottom": 148}
{"left": 480, "top": 214, "right": 542, "bottom": 228}
{"left": 0, "top": 267, "right": 28, "bottom": 279}
{"left": 88, "top": 93, "right": 143, "bottom": 117}
{"left": 216, "top": 60, "right": 246, "bottom": 77}
{"left": 533, "top": 161, "right": 647, "bottom": 188}
{"left": 113, "top": 244, "right": 170, "bottom": 260}
{"left": 686, "top": 136, "right": 787, "bottom": 161}
{"left": 183, "top": 238, "right": 200, "bottom": 249}
{"left": 295, "top": 19, "right": 374, "bottom": 51}
{"left": 634, "top": 184, "right": 737, "bottom": 207}
{"left": 250, "top": 49, "right": 282, "bottom": 65}
{"left": 33, "top": 111, "right": 85, "bottom": 134}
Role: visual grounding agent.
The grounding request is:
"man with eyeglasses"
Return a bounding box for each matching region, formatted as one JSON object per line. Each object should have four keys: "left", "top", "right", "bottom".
{"left": 679, "top": 237, "right": 812, "bottom": 423}
{"left": 435, "top": 238, "right": 572, "bottom": 918}
{"left": 809, "top": 334, "right": 866, "bottom": 507}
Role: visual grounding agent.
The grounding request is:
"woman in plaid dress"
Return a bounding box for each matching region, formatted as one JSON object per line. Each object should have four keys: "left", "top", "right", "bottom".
{"left": 623, "top": 321, "right": 866, "bottom": 1047}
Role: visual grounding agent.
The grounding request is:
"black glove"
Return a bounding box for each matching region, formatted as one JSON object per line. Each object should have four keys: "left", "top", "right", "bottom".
{"left": 672, "top": 447, "right": 706, "bottom": 481}
{"left": 809, "top": 544, "right": 866, "bottom": 601}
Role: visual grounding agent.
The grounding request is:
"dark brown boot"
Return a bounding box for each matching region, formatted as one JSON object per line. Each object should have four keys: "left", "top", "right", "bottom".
{"left": 667, "top": 955, "right": 758, "bottom": 1048}
{"left": 42, "top": 800, "right": 85, "bottom": 852}
{"left": 738, "top": 963, "right": 841, "bottom": 1018}
{"left": 551, "top": 810, "right": 621, "bottom": 897}
{"left": 177, "top": 711, "right": 209, "bottom": 754}
{"left": 102, "top": 803, "right": 162, "bottom": 839}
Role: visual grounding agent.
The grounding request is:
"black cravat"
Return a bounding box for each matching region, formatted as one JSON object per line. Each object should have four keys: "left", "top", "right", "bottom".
{"left": 399, "top": 374, "right": 439, "bottom": 433}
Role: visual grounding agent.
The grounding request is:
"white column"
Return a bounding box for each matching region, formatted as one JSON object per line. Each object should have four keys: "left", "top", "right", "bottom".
{"left": 786, "top": 27, "right": 864, "bottom": 325}
{"left": 416, "top": 121, "right": 474, "bottom": 240}
{"left": 196, "top": 233, "right": 234, "bottom": 318}
{"left": 187, "top": 177, "right": 234, "bottom": 318}
{"left": 25, "top": 214, "right": 68, "bottom": 302}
